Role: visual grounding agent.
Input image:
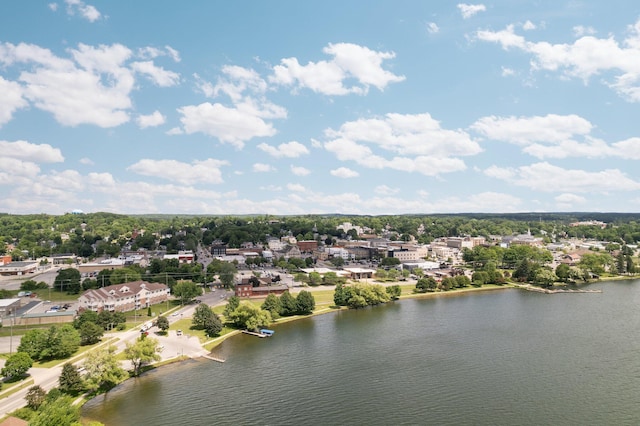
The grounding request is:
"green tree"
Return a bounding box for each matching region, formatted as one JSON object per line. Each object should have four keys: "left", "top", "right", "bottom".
{"left": 307, "top": 271, "right": 322, "bottom": 286}
{"left": 380, "top": 257, "right": 400, "bottom": 267}
{"left": 415, "top": 277, "right": 437, "bottom": 293}
{"left": 223, "top": 296, "right": 240, "bottom": 317}
{"left": 83, "top": 345, "right": 127, "bottom": 392}
{"left": 97, "top": 310, "right": 126, "bottom": 331}
{"left": 192, "top": 303, "right": 215, "bottom": 329}
{"left": 25, "top": 385, "right": 46, "bottom": 410}
{"left": 203, "top": 313, "right": 223, "bottom": 337}
{"left": 124, "top": 336, "right": 161, "bottom": 377}
{"left": 261, "top": 293, "right": 281, "bottom": 319}
{"left": 73, "top": 310, "right": 99, "bottom": 329}
{"left": 279, "top": 290, "right": 298, "bottom": 316}
{"left": 228, "top": 303, "right": 272, "bottom": 331}
{"left": 534, "top": 268, "right": 557, "bottom": 287}
{"left": 109, "top": 267, "right": 142, "bottom": 285}
{"left": 333, "top": 283, "right": 348, "bottom": 306}
{"left": 40, "top": 325, "right": 81, "bottom": 360}
{"left": 296, "top": 290, "right": 316, "bottom": 314}
{"left": 53, "top": 268, "right": 80, "bottom": 293}
{"left": 555, "top": 263, "right": 572, "bottom": 282}
{"left": 329, "top": 256, "right": 345, "bottom": 268}
{"left": 155, "top": 315, "right": 170, "bottom": 333}
{"left": 347, "top": 294, "right": 368, "bottom": 309}
{"left": 218, "top": 262, "right": 238, "bottom": 289}
{"left": 17, "top": 329, "right": 48, "bottom": 359}
{"left": 30, "top": 395, "right": 80, "bottom": 426}
{"left": 79, "top": 321, "right": 104, "bottom": 345}
{"left": 1, "top": 352, "right": 33, "bottom": 379}
{"left": 172, "top": 281, "right": 200, "bottom": 305}
{"left": 58, "top": 363, "right": 85, "bottom": 394}
{"left": 386, "top": 285, "right": 401, "bottom": 300}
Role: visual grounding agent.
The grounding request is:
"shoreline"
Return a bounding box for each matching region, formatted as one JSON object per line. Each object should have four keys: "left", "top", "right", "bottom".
{"left": 79, "top": 276, "right": 639, "bottom": 415}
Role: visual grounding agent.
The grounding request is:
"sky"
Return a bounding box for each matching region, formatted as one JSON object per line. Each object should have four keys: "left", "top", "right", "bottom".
{"left": 1, "top": 1, "right": 640, "bottom": 216}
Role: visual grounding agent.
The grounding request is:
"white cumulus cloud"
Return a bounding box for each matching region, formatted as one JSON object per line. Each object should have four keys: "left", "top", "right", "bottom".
{"left": 65, "top": 0, "right": 101, "bottom": 22}
{"left": 457, "top": 3, "right": 486, "bottom": 19}
{"left": 291, "top": 165, "right": 311, "bottom": 176}
{"left": 270, "top": 42, "right": 405, "bottom": 95}
{"left": 330, "top": 167, "right": 359, "bottom": 178}
{"left": 257, "top": 141, "right": 309, "bottom": 158}
{"left": 477, "top": 18, "right": 640, "bottom": 101}
{"left": 253, "top": 163, "right": 274, "bottom": 173}
{"left": 128, "top": 158, "right": 229, "bottom": 185}
{"left": 136, "top": 110, "right": 166, "bottom": 128}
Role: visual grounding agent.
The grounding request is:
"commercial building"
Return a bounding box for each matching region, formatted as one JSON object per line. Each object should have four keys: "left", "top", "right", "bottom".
{"left": 78, "top": 280, "right": 169, "bottom": 313}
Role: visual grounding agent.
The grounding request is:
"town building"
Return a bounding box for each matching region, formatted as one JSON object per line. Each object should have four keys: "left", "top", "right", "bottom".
{"left": 0, "top": 261, "right": 38, "bottom": 276}
{"left": 78, "top": 281, "right": 169, "bottom": 313}
{"left": 163, "top": 250, "right": 195, "bottom": 264}
{"left": 235, "top": 277, "right": 288, "bottom": 298}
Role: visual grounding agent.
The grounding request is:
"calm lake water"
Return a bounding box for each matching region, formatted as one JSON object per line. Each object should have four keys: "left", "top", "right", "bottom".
{"left": 82, "top": 280, "right": 640, "bottom": 425}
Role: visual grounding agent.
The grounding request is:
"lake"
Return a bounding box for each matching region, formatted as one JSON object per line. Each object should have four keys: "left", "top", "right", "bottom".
{"left": 82, "top": 280, "right": 640, "bottom": 425}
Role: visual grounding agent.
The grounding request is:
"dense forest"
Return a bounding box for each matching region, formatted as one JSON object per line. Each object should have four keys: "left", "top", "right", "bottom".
{"left": 2, "top": 212, "right": 640, "bottom": 259}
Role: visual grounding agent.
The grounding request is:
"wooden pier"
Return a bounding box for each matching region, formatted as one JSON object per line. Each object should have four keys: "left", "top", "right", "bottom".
{"left": 241, "top": 330, "right": 269, "bottom": 338}
{"left": 203, "top": 354, "right": 225, "bottom": 363}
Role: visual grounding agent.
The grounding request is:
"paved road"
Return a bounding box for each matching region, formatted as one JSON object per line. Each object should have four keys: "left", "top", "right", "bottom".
{"left": 0, "top": 291, "right": 234, "bottom": 417}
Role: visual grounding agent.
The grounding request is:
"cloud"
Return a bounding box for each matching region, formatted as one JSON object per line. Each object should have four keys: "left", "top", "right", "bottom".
{"left": 501, "top": 67, "right": 515, "bottom": 77}
{"left": 49, "top": 3, "right": 58, "bottom": 11}
{"left": 555, "top": 193, "right": 587, "bottom": 209}
{"left": 426, "top": 22, "right": 440, "bottom": 34}
{"left": 180, "top": 66, "right": 286, "bottom": 148}
{"left": 330, "top": 167, "right": 359, "bottom": 178}
{"left": 177, "top": 102, "right": 279, "bottom": 148}
{"left": 476, "top": 18, "right": 640, "bottom": 101}
{"left": 166, "top": 127, "right": 183, "bottom": 135}
{"left": 323, "top": 112, "right": 479, "bottom": 175}
{"left": 127, "top": 158, "right": 229, "bottom": 184}
{"left": 131, "top": 61, "right": 180, "bottom": 87}
{"left": 375, "top": 185, "right": 399, "bottom": 195}
{"left": 287, "top": 183, "right": 306, "bottom": 192}
{"left": 290, "top": 165, "right": 311, "bottom": 176}
{"left": 257, "top": 141, "right": 309, "bottom": 158}
{"left": 0, "top": 41, "right": 181, "bottom": 128}
{"left": 0, "top": 140, "right": 64, "bottom": 162}
{"left": 0, "top": 42, "right": 134, "bottom": 127}
{"left": 472, "top": 114, "right": 593, "bottom": 145}
{"left": 484, "top": 162, "right": 640, "bottom": 193}
{"left": 0, "top": 77, "right": 27, "bottom": 126}
{"left": 270, "top": 42, "right": 405, "bottom": 95}
{"left": 252, "top": 163, "right": 274, "bottom": 172}
{"left": 471, "top": 114, "right": 640, "bottom": 159}
{"left": 137, "top": 46, "right": 181, "bottom": 63}
{"left": 573, "top": 25, "right": 596, "bottom": 37}
{"left": 457, "top": 3, "right": 486, "bottom": 19}
{"left": 136, "top": 110, "right": 166, "bottom": 128}
{"left": 522, "top": 20, "right": 536, "bottom": 31}
{"left": 79, "top": 157, "right": 94, "bottom": 165}
{"left": 65, "top": 0, "right": 101, "bottom": 22}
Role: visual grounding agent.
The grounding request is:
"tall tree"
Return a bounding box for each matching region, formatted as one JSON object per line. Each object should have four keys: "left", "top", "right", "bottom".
{"left": 25, "top": 385, "right": 46, "bottom": 410}
{"left": 79, "top": 321, "right": 104, "bottom": 346}
{"left": 59, "top": 363, "right": 85, "bottom": 394}
{"left": 261, "top": 294, "right": 281, "bottom": 319}
{"left": 30, "top": 396, "right": 80, "bottom": 426}
{"left": 279, "top": 291, "right": 298, "bottom": 316}
{"left": 1, "top": 352, "right": 33, "bottom": 379}
{"left": 83, "top": 345, "right": 127, "bottom": 392}
{"left": 124, "top": 337, "right": 161, "bottom": 377}
{"left": 223, "top": 296, "right": 240, "bottom": 317}
{"left": 295, "top": 290, "right": 316, "bottom": 315}
{"left": 155, "top": 315, "right": 170, "bottom": 333}
{"left": 172, "top": 281, "right": 200, "bottom": 304}
{"left": 192, "top": 304, "right": 215, "bottom": 329}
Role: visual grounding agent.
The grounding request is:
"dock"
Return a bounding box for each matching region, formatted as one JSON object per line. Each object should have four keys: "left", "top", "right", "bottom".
{"left": 516, "top": 284, "right": 602, "bottom": 294}
{"left": 241, "top": 330, "right": 273, "bottom": 338}
{"left": 203, "top": 354, "right": 225, "bottom": 363}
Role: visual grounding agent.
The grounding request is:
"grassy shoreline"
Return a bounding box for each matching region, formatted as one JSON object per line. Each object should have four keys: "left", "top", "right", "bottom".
{"left": 78, "top": 276, "right": 639, "bottom": 416}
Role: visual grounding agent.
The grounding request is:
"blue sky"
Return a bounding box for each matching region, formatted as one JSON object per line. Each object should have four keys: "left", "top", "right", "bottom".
{"left": 2, "top": 1, "right": 640, "bottom": 215}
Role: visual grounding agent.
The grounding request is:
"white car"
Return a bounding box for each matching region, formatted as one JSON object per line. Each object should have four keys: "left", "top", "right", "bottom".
{"left": 171, "top": 312, "right": 180, "bottom": 317}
